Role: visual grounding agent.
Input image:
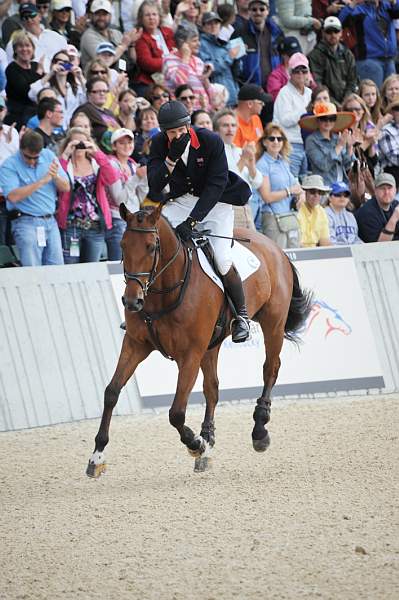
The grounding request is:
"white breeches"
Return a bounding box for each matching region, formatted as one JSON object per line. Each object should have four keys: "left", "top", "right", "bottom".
{"left": 163, "top": 194, "right": 234, "bottom": 275}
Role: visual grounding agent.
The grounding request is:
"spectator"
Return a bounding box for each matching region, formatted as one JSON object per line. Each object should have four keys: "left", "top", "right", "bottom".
{"left": 79, "top": 0, "right": 140, "bottom": 69}
{"left": 73, "top": 76, "right": 121, "bottom": 150}
{"left": 341, "top": 93, "right": 379, "bottom": 175}
{"left": 308, "top": 16, "right": 357, "bottom": 106}
{"left": 173, "top": 0, "right": 204, "bottom": 30}
{"left": 57, "top": 126, "right": 120, "bottom": 263}
{"left": 106, "top": 128, "right": 141, "bottom": 260}
{"left": 378, "top": 94, "right": 399, "bottom": 186}
{"left": 147, "top": 83, "right": 170, "bottom": 112}
{"left": 339, "top": 0, "right": 399, "bottom": 89}
{"left": 300, "top": 101, "right": 355, "bottom": 186}
{"left": 273, "top": 52, "right": 312, "bottom": 178}
{"left": 70, "top": 110, "right": 92, "bottom": 134}
{"left": 134, "top": 0, "right": 175, "bottom": 94}
{"left": 239, "top": 0, "right": 283, "bottom": 88}
{"left": 253, "top": 122, "right": 303, "bottom": 245}
{"left": 2, "top": 0, "right": 35, "bottom": 47}
{"left": 276, "top": 0, "right": 322, "bottom": 55}
{"left": 84, "top": 58, "right": 125, "bottom": 111}
{"left": 213, "top": 107, "right": 261, "bottom": 229}
{"left": 29, "top": 49, "right": 86, "bottom": 128}
{"left": 132, "top": 106, "right": 160, "bottom": 164}
{"left": 234, "top": 0, "right": 250, "bottom": 35}
{"left": 267, "top": 35, "right": 302, "bottom": 101}
{"left": 325, "top": 181, "right": 363, "bottom": 245}
{"left": 117, "top": 88, "right": 138, "bottom": 131}
{"left": 359, "top": 78, "right": 390, "bottom": 128}
{"left": 380, "top": 72, "right": 399, "bottom": 113}
{"left": 192, "top": 109, "right": 213, "bottom": 129}
{"left": 0, "top": 97, "right": 20, "bottom": 245}
{"left": 37, "top": 0, "right": 50, "bottom": 26}
{"left": 355, "top": 171, "right": 399, "bottom": 241}
{"left": 297, "top": 174, "right": 332, "bottom": 247}
{"left": 4, "top": 31, "right": 43, "bottom": 129}
{"left": 163, "top": 23, "right": 213, "bottom": 111}
{"left": 6, "top": 2, "right": 68, "bottom": 72}
{"left": 26, "top": 86, "right": 59, "bottom": 129}
{"left": 34, "top": 97, "right": 65, "bottom": 151}
{"left": 198, "top": 11, "right": 238, "bottom": 106}
{"left": 175, "top": 83, "right": 197, "bottom": 115}
{"left": 0, "top": 130, "right": 69, "bottom": 266}
{"left": 233, "top": 83, "right": 267, "bottom": 148}
{"left": 49, "top": 0, "right": 81, "bottom": 46}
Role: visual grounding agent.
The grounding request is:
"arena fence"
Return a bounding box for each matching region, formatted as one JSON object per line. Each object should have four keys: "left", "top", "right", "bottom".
{"left": 0, "top": 242, "right": 397, "bottom": 432}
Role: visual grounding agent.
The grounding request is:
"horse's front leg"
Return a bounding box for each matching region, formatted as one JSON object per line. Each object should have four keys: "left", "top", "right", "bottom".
{"left": 86, "top": 336, "right": 152, "bottom": 478}
{"left": 169, "top": 354, "right": 206, "bottom": 460}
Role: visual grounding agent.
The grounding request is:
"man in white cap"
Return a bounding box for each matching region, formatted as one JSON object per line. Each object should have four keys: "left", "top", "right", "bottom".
{"left": 273, "top": 52, "right": 312, "bottom": 179}
{"left": 80, "top": 0, "right": 141, "bottom": 68}
{"left": 308, "top": 16, "right": 357, "bottom": 105}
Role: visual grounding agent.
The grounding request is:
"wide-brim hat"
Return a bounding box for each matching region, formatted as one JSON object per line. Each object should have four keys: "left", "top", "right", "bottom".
{"left": 385, "top": 94, "right": 399, "bottom": 114}
{"left": 299, "top": 101, "right": 355, "bottom": 133}
{"left": 301, "top": 174, "right": 331, "bottom": 192}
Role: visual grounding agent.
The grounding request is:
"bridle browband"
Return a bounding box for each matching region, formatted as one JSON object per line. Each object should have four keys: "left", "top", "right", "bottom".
{"left": 123, "top": 225, "right": 182, "bottom": 296}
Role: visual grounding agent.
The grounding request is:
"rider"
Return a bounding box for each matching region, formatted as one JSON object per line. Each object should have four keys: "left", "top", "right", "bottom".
{"left": 147, "top": 100, "right": 252, "bottom": 343}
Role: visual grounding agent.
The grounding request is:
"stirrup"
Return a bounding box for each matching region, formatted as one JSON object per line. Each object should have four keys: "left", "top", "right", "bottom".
{"left": 230, "top": 315, "right": 250, "bottom": 343}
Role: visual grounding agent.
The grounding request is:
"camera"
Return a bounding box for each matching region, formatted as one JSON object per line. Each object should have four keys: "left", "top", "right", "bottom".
{"left": 75, "top": 141, "right": 87, "bottom": 150}
{"left": 63, "top": 62, "right": 73, "bottom": 71}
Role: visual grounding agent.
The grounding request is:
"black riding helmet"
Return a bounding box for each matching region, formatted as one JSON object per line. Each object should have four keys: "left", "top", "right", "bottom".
{"left": 158, "top": 100, "right": 191, "bottom": 131}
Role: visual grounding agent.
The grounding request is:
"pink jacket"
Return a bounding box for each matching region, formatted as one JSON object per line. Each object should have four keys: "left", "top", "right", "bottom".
{"left": 57, "top": 150, "right": 121, "bottom": 230}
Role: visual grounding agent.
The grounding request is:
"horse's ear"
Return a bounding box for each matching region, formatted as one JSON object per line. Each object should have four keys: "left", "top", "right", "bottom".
{"left": 119, "top": 203, "right": 128, "bottom": 222}
{"left": 148, "top": 203, "right": 163, "bottom": 225}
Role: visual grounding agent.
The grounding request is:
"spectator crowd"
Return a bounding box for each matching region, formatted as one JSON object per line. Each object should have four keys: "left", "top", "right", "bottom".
{"left": 2, "top": 0, "right": 399, "bottom": 267}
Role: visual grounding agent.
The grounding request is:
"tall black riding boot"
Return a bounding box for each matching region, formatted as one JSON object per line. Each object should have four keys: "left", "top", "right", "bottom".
{"left": 222, "top": 266, "right": 250, "bottom": 343}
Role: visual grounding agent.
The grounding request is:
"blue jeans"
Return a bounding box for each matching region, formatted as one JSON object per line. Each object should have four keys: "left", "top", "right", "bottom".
{"left": 61, "top": 225, "right": 105, "bottom": 264}
{"left": 356, "top": 58, "right": 396, "bottom": 89}
{"left": 104, "top": 217, "right": 126, "bottom": 261}
{"left": 289, "top": 143, "right": 308, "bottom": 180}
{"left": 11, "top": 215, "right": 63, "bottom": 266}
{"left": 249, "top": 194, "right": 263, "bottom": 232}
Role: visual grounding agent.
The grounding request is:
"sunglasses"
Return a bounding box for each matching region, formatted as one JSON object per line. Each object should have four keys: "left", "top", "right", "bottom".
{"left": 179, "top": 95, "right": 195, "bottom": 101}
{"left": 250, "top": 6, "right": 268, "bottom": 12}
{"left": 152, "top": 93, "right": 169, "bottom": 100}
{"left": 332, "top": 192, "right": 350, "bottom": 198}
{"left": 266, "top": 135, "right": 284, "bottom": 142}
{"left": 318, "top": 115, "right": 337, "bottom": 122}
{"left": 91, "top": 69, "right": 107, "bottom": 75}
{"left": 292, "top": 67, "right": 308, "bottom": 74}
{"left": 324, "top": 28, "right": 340, "bottom": 34}
{"left": 21, "top": 13, "right": 38, "bottom": 20}
{"left": 22, "top": 152, "right": 40, "bottom": 160}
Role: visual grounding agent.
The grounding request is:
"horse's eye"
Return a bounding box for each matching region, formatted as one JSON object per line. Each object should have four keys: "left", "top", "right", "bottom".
{"left": 147, "top": 243, "right": 156, "bottom": 253}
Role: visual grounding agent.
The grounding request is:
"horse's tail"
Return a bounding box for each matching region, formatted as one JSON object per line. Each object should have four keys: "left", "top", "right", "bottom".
{"left": 284, "top": 261, "right": 314, "bottom": 345}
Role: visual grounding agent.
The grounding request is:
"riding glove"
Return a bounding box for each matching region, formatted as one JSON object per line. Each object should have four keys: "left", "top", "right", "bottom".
{"left": 167, "top": 132, "right": 191, "bottom": 162}
{"left": 175, "top": 217, "right": 197, "bottom": 241}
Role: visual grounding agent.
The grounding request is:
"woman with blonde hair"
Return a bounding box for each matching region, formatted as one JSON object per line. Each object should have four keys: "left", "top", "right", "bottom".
{"left": 358, "top": 79, "right": 387, "bottom": 128}
{"left": 57, "top": 127, "right": 120, "bottom": 263}
{"left": 84, "top": 58, "right": 127, "bottom": 113}
{"left": 252, "top": 123, "right": 303, "bottom": 248}
{"left": 381, "top": 73, "right": 399, "bottom": 114}
{"left": 4, "top": 32, "right": 43, "bottom": 128}
{"left": 341, "top": 92, "right": 379, "bottom": 175}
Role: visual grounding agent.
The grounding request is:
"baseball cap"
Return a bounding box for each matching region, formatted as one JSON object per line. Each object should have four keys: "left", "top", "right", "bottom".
{"left": 323, "top": 16, "right": 342, "bottom": 31}
{"left": 96, "top": 42, "right": 116, "bottom": 55}
{"left": 278, "top": 36, "right": 302, "bottom": 57}
{"left": 91, "top": 0, "right": 112, "bottom": 14}
{"left": 111, "top": 128, "right": 134, "bottom": 145}
{"left": 0, "top": 97, "right": 6, "bottom": 108}
{"left": 19, "top": 3, "right": 38, "bottom": 17}
{"left": 52, "top": 0, "right": 72, "bottom": 10}
{"left": 330, "top": 182, "right": 350, "bottom": 195}
{"left": 375, "top": 172, "right": 396, "bottom": 188}
{"left": 202, "top": 11, "right": 222, "bottom": 24}
{"left": 288, "top": 52, "right": 309, "bottom": 71}
{"left": 67, "top": 44, "right": 80, "bottom": 57}
{"left": 237, "top": 83, "right": 269, "bottom": 103}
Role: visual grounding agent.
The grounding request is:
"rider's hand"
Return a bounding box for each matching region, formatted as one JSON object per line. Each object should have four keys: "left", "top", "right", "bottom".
{"left": 175, "top": 217, "right": 197, "bottom": 241}
{"left": 167, "top": 132, "right": 191, "bottom": 162}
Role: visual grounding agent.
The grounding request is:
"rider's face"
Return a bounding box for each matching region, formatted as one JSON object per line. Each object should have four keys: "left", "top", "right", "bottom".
{"left": 166, "top": 125, "right": 190, "bottom": 142}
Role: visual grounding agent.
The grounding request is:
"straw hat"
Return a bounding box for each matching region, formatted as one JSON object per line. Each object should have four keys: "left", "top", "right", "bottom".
{"left": 299, "top": 101, "right": 355, "bottom": 133}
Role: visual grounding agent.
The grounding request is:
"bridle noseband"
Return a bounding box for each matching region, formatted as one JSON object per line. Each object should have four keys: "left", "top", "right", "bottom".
{"left": 123, "top": 225, "right": 182, "bottom": 296}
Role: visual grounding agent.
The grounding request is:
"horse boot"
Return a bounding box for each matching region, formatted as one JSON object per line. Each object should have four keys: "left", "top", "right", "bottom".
{"left": 222, "top": 265, "right": 250, "bottom": 343}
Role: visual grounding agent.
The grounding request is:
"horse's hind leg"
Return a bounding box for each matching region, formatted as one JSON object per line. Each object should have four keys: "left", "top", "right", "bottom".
{"left": 86, "top": 336, "right": 151, "bottom": 478}
{"left": 252, "top": 308, "right": 286, "bottom": 452}
{"left": 194, "top": 346, "right": 221, "bottom": 472}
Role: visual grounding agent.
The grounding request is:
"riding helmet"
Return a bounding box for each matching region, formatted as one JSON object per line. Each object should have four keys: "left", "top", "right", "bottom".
{"left": 158, "top": 100, "right": 191, "bottom": 131}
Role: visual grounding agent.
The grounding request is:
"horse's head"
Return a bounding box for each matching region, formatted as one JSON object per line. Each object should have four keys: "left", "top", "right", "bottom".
{"left": 120, "top": 203, "right": 162, "bottom": 313}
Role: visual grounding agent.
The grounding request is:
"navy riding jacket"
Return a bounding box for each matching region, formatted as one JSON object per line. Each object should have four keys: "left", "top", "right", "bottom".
{"left": 148, "top": 127, "right": 251, "bottom": 222}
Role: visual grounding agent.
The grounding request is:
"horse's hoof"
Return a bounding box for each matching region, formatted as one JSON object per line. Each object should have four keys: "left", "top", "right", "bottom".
{"left": 86, "top": 461, "right": 107, "bottom": 478}
{"left": 187, "top": 435, "right": 206, "bottom": 458}
{"left": 252, "top": 433, "right": 270, "bottom": 452}
{"left": 194, "top": 455, "right": 212, "bottom": 472}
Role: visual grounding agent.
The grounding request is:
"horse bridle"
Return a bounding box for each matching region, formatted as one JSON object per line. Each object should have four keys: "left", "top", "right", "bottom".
{"left": 123, "top": 225, "right": 182, "bottom": 296}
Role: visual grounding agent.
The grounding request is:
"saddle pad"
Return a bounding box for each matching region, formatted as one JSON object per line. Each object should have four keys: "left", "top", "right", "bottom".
{"left": 196, "top": 241, "right": 260, "bottom": 291}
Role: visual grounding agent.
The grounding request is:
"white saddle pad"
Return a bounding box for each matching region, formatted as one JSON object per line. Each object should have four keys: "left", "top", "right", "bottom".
{"left": 196, "top": 241, "right": 260, "bottom": 291}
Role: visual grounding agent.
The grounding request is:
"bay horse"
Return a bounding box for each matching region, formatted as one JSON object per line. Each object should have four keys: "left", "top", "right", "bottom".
{"left": 86, "top": 203, "right": 312, "bottom": 477}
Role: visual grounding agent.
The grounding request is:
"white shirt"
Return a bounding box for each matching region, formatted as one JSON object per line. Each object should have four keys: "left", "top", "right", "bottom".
{"left": 273, "top": 81, "right": 311, "bottom": 145}
{"left": 224, "top": 143, "right": 263, "bottom": 191}
{"left": 6, "top": 27, "right": 67, "bottom": 72}
{"left": 0, "top": 124, "right": 19, "bottom": 192}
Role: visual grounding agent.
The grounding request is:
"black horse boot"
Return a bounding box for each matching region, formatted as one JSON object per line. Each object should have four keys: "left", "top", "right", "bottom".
{"left": 222, "top": 265, "right": 250, "bottom": 343}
